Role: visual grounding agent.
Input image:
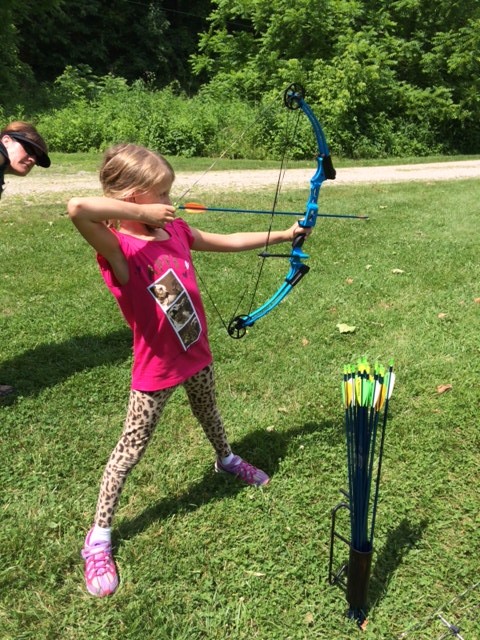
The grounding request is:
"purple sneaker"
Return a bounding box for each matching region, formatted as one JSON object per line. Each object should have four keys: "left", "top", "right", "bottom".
{"left": 81, "top": 528, "right": 119, "bottom": 597}
{"left": 215, "top": 455, "right": 270, "bottom": 486}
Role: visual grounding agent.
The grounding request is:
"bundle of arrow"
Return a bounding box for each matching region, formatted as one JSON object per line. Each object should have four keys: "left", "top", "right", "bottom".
{"left": 341, "top": 358, "right": 395, "bottom": 553}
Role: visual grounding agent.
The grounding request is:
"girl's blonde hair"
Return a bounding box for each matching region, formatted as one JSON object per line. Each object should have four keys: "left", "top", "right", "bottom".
{"left": 100, "top": 143, "right": 175, "bottom": 199}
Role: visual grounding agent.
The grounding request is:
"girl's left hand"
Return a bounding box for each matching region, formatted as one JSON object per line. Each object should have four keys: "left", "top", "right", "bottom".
{"left": 288, "top": 221, "right": 312, "bottom": 242}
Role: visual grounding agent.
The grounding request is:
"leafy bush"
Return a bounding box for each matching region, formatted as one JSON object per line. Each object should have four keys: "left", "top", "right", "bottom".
{"left": 37, "top": 70, "right": 276, "bottom": 159}
{"left": 35, "top": 62, "right": 476, "bottom": 160}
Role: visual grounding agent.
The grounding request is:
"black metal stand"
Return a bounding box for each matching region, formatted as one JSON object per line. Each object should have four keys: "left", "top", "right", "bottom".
{"left": 328, "top": 491, "right": 373, "bottom": 627}
{"left": 328, "top": 494, "right": 350, "bottom": 588}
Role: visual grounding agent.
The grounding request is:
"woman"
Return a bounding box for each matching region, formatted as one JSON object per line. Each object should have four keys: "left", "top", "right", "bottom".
{"left": 0, "top": 121, "right": 51, "bottom": 398}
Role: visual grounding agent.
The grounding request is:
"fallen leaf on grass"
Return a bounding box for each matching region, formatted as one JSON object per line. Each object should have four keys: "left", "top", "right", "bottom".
{"left": 436, "top": 384, "right": 453, "bottom": 394}
{"left": 437, "top": 313, "right": 448, "bottom": 319}
{"left": 345, "top": 277, "right": 354, "bottom": 284}
{"left": 474, "top": 297, "right": 480, "bottom": 304}
{"left": 301, "top": 337, "right": 309, "bottom": 346}
{"left": 360, "top": 618, "right": 369, "bottom": 631}
{"left": 304, "top": 612, "right": 315, "bottom": 626}
{"left": 392, "top": 268, "right": 405, "bottom": 274}
{"left": 336, "top": 323, "right": 356, "bottom": 333}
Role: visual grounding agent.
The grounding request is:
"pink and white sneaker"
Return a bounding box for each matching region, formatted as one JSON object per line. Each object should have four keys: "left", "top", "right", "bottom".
{"left": 215, "top": 455, "right": 270, "bottom": 486}
{"left": 81, "top": 528, "right": 119, "bottom": 597}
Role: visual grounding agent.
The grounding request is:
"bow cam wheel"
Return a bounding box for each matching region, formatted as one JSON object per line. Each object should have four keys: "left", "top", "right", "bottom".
{"left": 227, "top": 316, "right": 249, "bottom": 339}
{"left": 284, "top": 83, "right": 305, "bottom": 110}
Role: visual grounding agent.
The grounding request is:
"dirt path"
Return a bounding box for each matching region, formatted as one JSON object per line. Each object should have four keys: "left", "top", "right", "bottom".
{"left": 3, "top": 159, "right": 480, "bottom": 196}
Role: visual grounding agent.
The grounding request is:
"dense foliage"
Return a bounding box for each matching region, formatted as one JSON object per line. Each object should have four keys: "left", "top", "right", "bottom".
{"left": 1, "top": 0, "right": 479, "bottom": 157}
{"left": 1, "top": 0, "right": 211, "bottom": 105}
{"left": 192, "top": 0, "right": 480, "bottom": 156}
{"left": 36, "top": 72, "right": 265, "bottom": 159}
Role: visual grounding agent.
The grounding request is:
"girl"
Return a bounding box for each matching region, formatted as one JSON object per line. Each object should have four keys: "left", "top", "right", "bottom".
{"left": 67, "top": 143, "right": 310, "bottom": 597}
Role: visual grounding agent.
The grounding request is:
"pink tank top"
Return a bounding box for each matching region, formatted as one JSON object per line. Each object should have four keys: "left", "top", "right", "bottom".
{"left": 97, "top": 218, "right": 212, "bottom": 391}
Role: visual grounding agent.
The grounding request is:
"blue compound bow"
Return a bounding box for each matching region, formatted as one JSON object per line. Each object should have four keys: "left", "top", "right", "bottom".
{"left": 227, "top": 83, "right": 337, "bottom": 338}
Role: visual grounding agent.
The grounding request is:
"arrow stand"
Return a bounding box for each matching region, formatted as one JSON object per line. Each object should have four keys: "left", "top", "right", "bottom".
{"left": 329, "top": 359, "right": 395, "bottom": 628}
{"left": 328, "top": 491, "right": 373, "bottom": 626}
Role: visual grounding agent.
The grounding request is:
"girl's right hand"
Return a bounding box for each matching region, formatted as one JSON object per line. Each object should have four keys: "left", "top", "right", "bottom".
{"left": 139, "top": 203, "right": 176, "bottom": 228}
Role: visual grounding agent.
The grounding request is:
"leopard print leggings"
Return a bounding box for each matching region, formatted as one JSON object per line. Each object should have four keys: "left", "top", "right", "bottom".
{"left": 94, "top": 364, "right": 231, "bottom": 528}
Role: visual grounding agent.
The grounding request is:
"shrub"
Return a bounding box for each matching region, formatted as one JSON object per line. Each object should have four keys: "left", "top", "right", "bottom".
{"left": 35, "top": 64, "right": 471, "bottom": 160}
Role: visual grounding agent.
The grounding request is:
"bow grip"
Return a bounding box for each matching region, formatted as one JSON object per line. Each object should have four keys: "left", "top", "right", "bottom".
{"left": 292, "top": 232, "right": 306, "bottom": 250}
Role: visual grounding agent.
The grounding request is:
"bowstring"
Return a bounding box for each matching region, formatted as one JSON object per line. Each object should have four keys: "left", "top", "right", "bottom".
{"left": 174, "top": 89, "right": 285, "bottom": 205}
{"left": 172, "top": 90, "right": 284, "bottom": 333}
{"left": 173, "top": 88, "right": 300, "bottom": 331}
{"left": 230, "top": 105, "right": 302, "bottom": 320}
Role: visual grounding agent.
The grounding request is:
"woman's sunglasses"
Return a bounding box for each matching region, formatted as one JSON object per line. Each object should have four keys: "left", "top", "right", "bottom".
{"left": 17, "top": 138, "right": 39, "bottom": 161}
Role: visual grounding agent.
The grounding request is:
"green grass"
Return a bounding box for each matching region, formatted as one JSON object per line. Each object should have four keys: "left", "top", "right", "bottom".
{"left": 0, "top": 170, "right": 479, "bottom": 639}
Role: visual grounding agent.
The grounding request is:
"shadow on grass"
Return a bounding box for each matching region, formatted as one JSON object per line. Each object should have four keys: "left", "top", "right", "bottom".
{"left": 115, "top": 418, "right": 338, "bottom": 546}
{"left": 369, "top": 517, "right": 429, "bottom": 607}
{"left": 319, "top": 511, "right": 427, "bottom": 617}
{"left": 0, "top": 329, "right": 131, "bottom": 398}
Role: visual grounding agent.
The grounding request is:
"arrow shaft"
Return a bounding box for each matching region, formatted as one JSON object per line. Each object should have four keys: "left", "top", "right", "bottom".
{"left": 179, "top": 204, "right": 367, "bottom": 220}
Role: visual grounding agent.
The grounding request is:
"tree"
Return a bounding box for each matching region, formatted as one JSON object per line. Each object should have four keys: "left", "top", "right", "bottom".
{"left": 0, "top": 0, "right": 61, "bottom": 110}
{"left": 1, "top": 0, "right": 212, "bottom": 114}
{"left": 191, "top": 0, "right": 480, "bottom": 154}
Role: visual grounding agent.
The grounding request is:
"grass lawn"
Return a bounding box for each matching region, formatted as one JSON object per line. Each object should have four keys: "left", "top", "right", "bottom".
{"left": 0, "top": 167, "right": 478, "bottom": 639}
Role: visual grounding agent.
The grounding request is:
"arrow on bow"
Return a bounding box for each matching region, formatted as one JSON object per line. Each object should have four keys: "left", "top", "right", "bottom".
{"left": 179, "top": 202, "right": 368, "bottom": 220}
{"left": 226, "top": 82, "right": 341, "bottom": 338}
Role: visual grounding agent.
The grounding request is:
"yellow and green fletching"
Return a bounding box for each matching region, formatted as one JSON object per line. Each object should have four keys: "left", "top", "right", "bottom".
{"left": 342, "top": 359, "right": 395, "bottom": 410}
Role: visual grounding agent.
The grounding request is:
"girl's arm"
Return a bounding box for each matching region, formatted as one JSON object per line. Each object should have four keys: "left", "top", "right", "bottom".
{"left": 67, "top": 196, "right": 176, "bottom": 284}
{"left": 190, "top": 221, "right": 311, "bottom": 252}
{"left": 68, "top": 197, "right": 123, "bottom": 258}
{"left": 68, "top": 197, "right": 175, "bottom": 251}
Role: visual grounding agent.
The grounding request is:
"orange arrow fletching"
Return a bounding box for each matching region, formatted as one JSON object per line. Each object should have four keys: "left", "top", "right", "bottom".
{"left": 182, "top": 202, "right": 207, "bottom": 214}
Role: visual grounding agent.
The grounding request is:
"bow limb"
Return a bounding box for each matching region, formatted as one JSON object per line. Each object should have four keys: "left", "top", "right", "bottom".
{"left": 228, "top": 262, "right": 310, "bottom": 338}
{"left": 228, "top": 83, "right": 335, "bottom": 339}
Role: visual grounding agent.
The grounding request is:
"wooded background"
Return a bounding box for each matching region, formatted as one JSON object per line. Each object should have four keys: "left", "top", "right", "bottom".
{"left": 1, "top": 0, "right": 479, "bottom": 157}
